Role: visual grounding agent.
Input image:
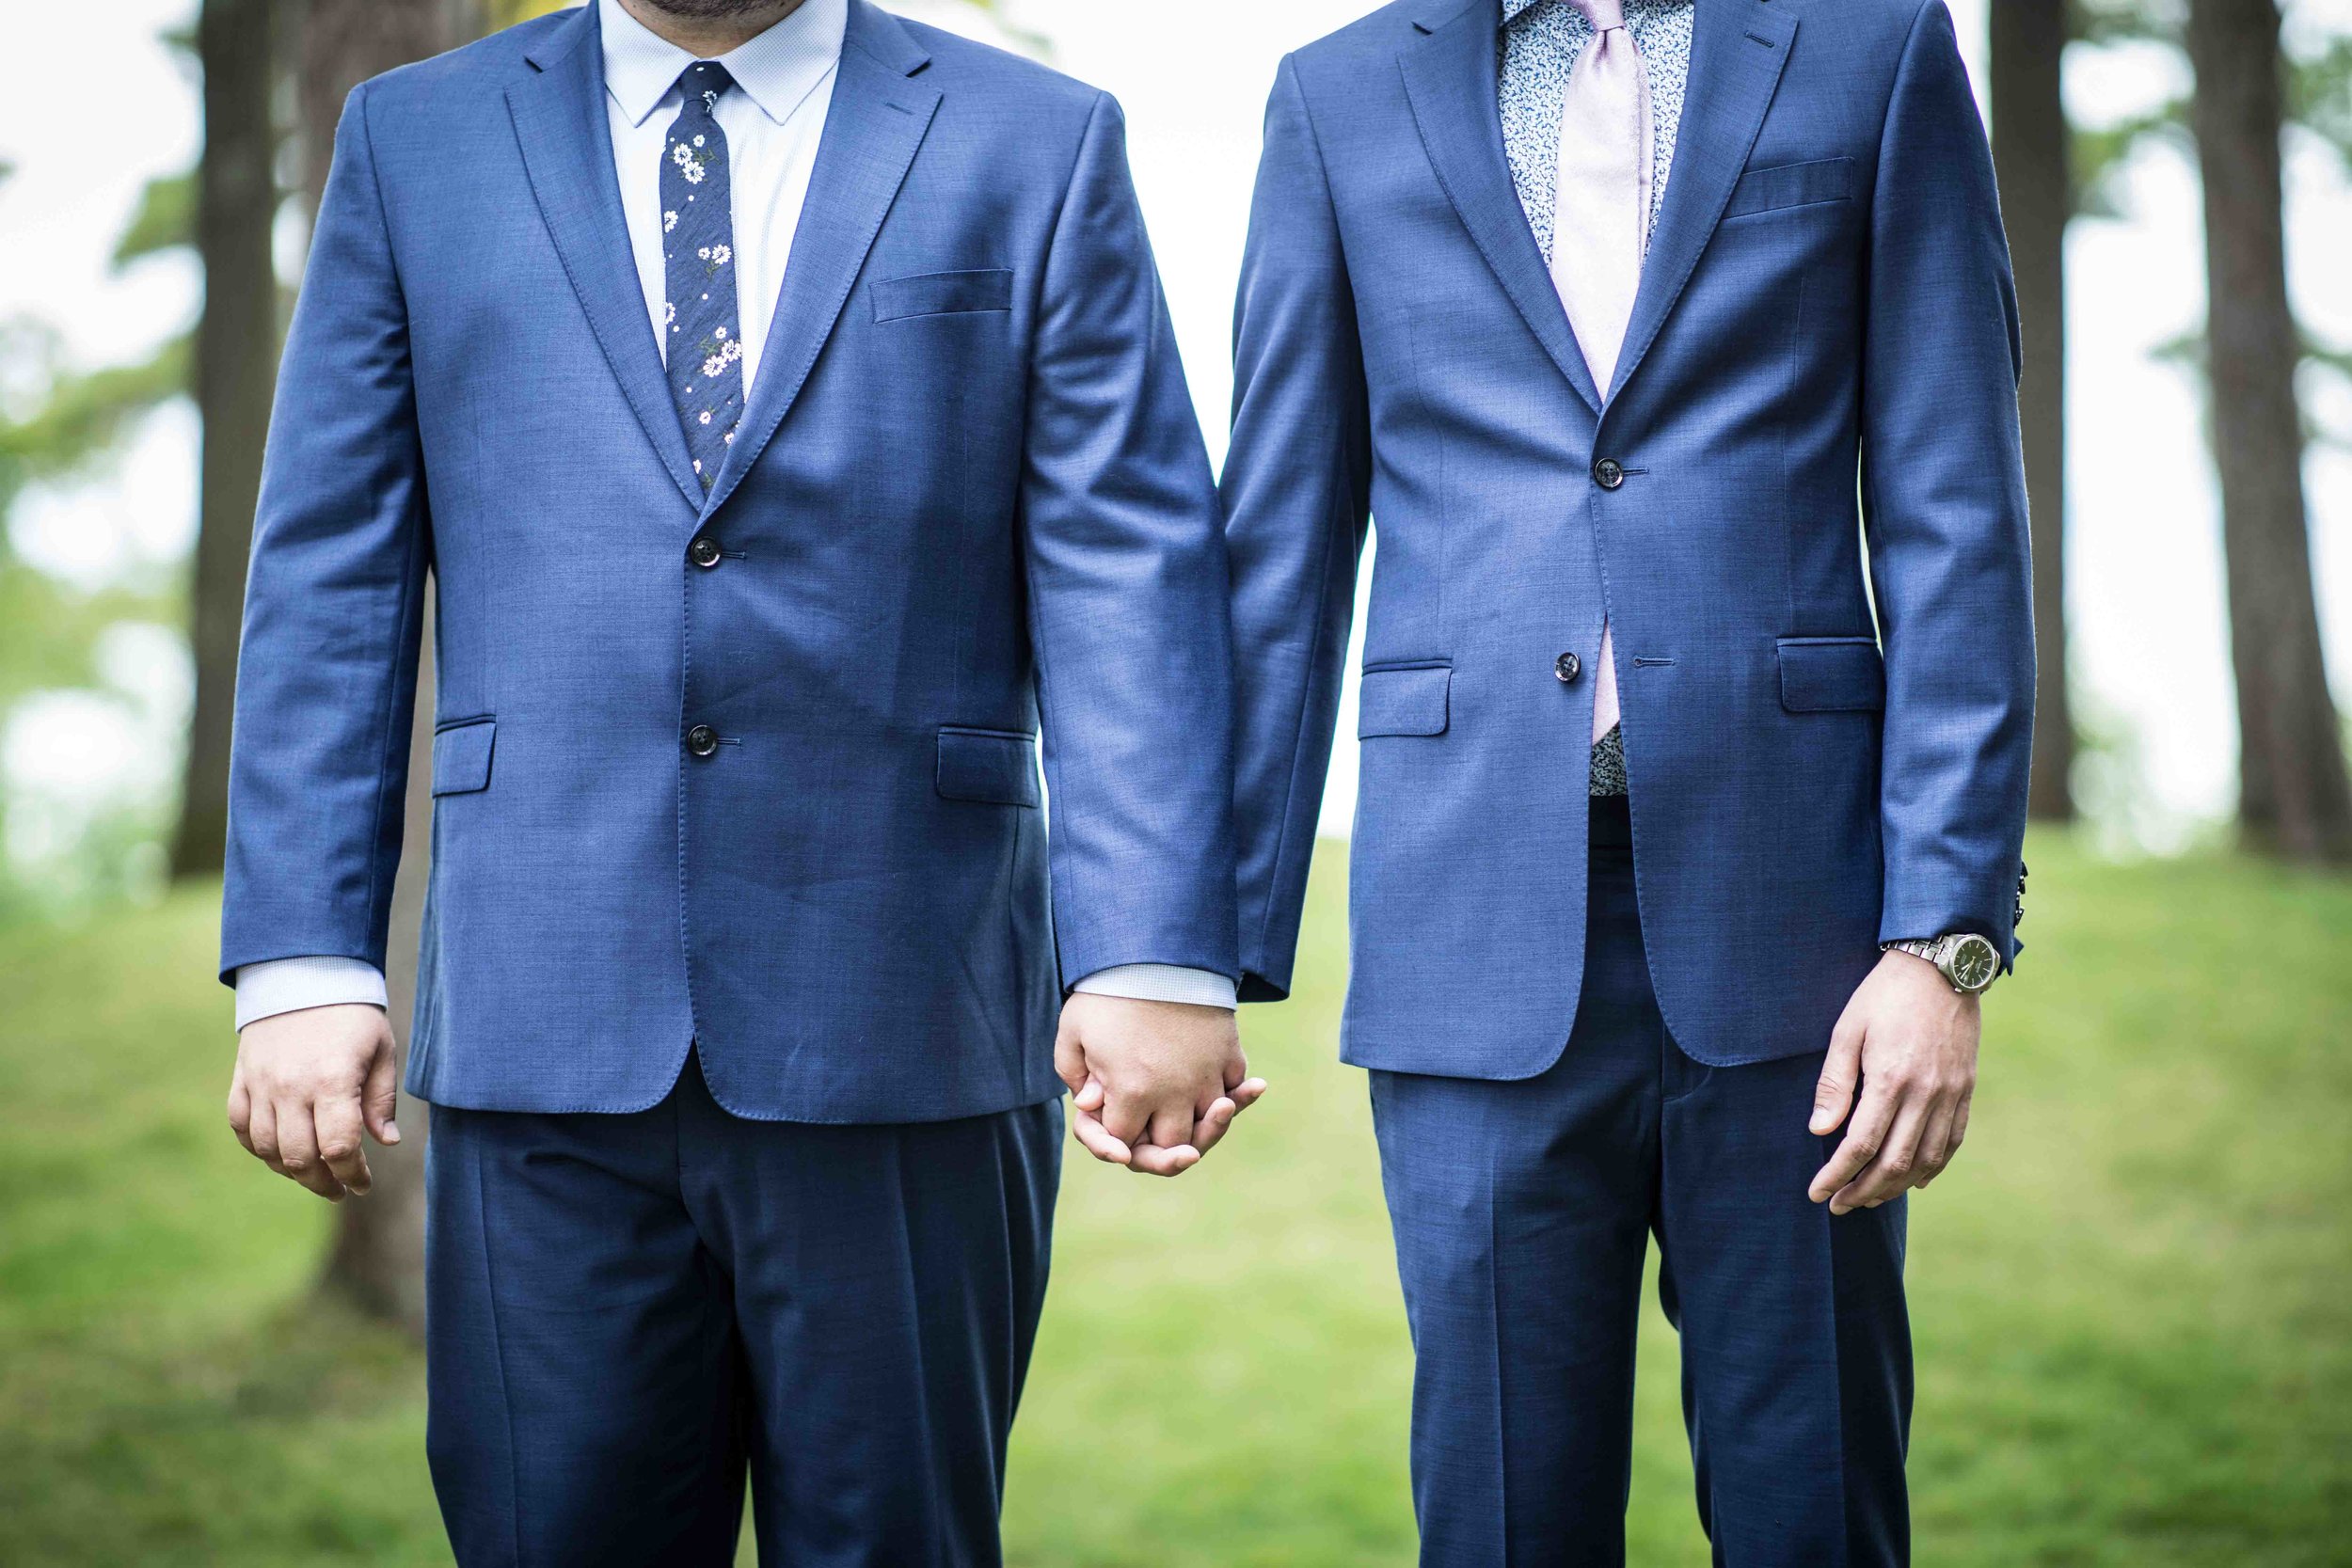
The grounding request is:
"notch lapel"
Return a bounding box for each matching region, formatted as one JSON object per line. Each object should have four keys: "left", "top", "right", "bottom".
{"left": 697, "top": 1, "right": 940, "bottom": 520}
{"left": 1400, "top": 0, "right": 1603, "bottom": 416}
{"left": 1610, "top": 0, "right": 1795, "bottom": 403}
{"left": 509, "top": 7, "right": 705, "bottom": 511}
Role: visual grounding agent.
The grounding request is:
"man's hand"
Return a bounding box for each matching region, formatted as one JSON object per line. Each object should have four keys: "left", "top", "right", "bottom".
{"left": 228, "top": 1005, "right": 401, "bottom": 1202}
{"left": 1056, "top": 994, "right": 1266, "bottom": 1178}
{"left": 1808, "top": 949, "right": 1979, "bottom": 1215}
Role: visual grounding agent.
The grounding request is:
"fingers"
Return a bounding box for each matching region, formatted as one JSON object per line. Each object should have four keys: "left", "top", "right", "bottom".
{"left": 1073, "top": 1076, "right": 1105, "bottom": 1114}
{"left": 1228, "top": 1078, "right": 1269, "bottom": 1113}
{"left": 313, "top": 1094, "right": 373, "bottom": 1197}
{"left": 1808, "top": 1080, "right": 1895, "bottom": 1207}
{"left": 1126, "top": 1141, "right": 1201, "bottom": 1178}
{"left": 1098, "top": 1091, "right": 1150, "bottom": 1148}
{"left": 1054, "top": 1012, "right": 1088, "bottom": 1096}
{"left": 1910, "top": 1096, "right": 1962, "bottom": 1189}
{"left": 362, "top": 1038, "right": 401, "bottom": 1147}
{"left": 1070, "top": 1102, "right": 1133, "bottom": 1166}
{"left": 1191, "top": 1097, "right": 1240, "bottom": 1156}
{"left": 1833, "top": 1094, "right": 1930, "bottom": 1214}
{"left": 247, "top": 1090, "right": 279, "bottom": 1169}
{"left": 1810, "top": 1019, "right": 1864, "bottom": 1136}
{"left": 1145, "top": 1101, "right": 1199, "bottom": 1157}
{"left": 270, "top": 1099, "right": 349, "bottom": 1201}
{"left": 227, "top": 1072, "right": 255, "bottom": 1155}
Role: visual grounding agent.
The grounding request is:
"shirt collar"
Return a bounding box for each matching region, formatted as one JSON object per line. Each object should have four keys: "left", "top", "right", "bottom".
{"left": 1502, "top": 0, "right": 1543, "bottom": 22}
{"left": 599, "top": 0, "right": 850, "bottom": 129}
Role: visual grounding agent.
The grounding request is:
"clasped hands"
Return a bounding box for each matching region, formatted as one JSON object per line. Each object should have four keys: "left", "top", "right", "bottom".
{"left": 1056, "top": 993, "right": 1267, "bottom": 1178}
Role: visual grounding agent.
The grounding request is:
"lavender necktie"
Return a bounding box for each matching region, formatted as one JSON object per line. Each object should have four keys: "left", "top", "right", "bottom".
{"left": 1549, "top": 0, "right": 1651, "bottom": 744}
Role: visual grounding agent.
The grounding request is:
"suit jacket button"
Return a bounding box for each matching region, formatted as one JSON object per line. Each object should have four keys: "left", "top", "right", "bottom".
{"left": 689, "top": 536, "right": 723, "bottom": 569}
{"left": 686, "top": 724, "right": 720, "bottom": 758}
{"left": 1593, "top": 458, "right": 1625, "bottom": 490}
{"left": 1555, "top": 651, "right": 1581, "bottom": 684}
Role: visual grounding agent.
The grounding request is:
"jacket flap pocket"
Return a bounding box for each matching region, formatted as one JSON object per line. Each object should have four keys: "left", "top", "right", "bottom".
{"left": 937, "top": 726, "right": 1041, "bottom": 807}
{"left": 1359, "top": 665, "right": 1452, "bottom": 738}
{"left": 431, "top": 719, "right": 496, "bottom": 797}
{"left": 1725, "top": 156, "right": 1854, "bottom": 219}
{"left": 872, "top": 269, "right": 1015, "bottom": 323}
{"left": 1777, "top": 638, "right": 1884, "bottom": 713}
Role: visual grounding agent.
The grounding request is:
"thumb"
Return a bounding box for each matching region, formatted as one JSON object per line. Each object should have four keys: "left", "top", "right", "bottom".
{"left": 1810, "top": 1019, "right": 1863, "bottom": 1136}
{"left": 364, "top": 1033, "right": 402, "bottom": 1145}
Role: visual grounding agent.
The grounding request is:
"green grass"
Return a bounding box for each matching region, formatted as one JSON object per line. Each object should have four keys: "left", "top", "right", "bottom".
{"left": 3, "top": 833, "right": 2348, "bottom": 1565}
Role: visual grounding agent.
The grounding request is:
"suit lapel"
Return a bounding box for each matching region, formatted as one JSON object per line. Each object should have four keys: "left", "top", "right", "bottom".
{"left": 1611, "top": 0, "right": 1796, "bottom": 402}
{"left": 509, "top": 5, "right": 705, "bottom": 511}
{"left": 1400, "top": 0, "right": 1603, "bottom": 416}
{"left": 698, "top": 1, "right": 940, "bottom": 520}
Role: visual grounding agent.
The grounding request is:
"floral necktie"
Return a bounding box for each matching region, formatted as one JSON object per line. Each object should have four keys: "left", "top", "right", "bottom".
{"left": 661, "top": 60, "right": 743, "bottom": 492}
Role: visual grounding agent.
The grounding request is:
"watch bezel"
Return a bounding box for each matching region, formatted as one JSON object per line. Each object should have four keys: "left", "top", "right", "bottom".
{"left": 1941, "top": 933, "right": 1999, "bottom": 993}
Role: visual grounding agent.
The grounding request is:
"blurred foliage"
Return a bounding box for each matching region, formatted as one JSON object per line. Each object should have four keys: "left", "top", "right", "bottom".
{"left": 2071, "top": 0, "right": 2352, "bottom": 444}
{"left": 4, "top": 840, "right": 2349, "bottom": 1563}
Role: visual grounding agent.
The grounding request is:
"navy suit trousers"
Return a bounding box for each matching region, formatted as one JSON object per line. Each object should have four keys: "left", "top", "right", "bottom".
{"left": 422, "top": 1053, "right": 1059, "bottom": 1567}
{"left": 1371, "top": 799, "right": 1912, "bottom": 1566}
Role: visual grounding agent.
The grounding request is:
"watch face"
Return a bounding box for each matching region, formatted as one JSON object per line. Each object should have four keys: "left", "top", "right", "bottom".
{"left": 1947, "top": 935, "right": 1998, "bottom": 992}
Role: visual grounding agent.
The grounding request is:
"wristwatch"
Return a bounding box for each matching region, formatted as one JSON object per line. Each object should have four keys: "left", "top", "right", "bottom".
{"left": 1881, "top": 932, "right": 2001, "bottom": 995}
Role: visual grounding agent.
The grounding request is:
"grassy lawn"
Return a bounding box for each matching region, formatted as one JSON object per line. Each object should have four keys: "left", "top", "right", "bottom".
{"left": 2, "top": 832, "right": 2347, "bottom": 1565}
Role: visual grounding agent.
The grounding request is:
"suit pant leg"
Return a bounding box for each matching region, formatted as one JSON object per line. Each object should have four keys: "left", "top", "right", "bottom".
{"left": 674, "top": 1059, "right": 1061, "bottom": 1568}
{"left": 423, "top": 1090, "right": 747, "bottom": 1568}
{"left": 1655, "top": 1042, "right": 1913, "bottom": 1567}
{"left": 1368, "top": 803, "right": 1663, "bottom": 1567}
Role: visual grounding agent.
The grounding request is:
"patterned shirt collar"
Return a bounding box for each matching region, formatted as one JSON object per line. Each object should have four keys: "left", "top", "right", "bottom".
{"left": 598, "top": 0, "right": 849, "bottom": 129}
{"left": 1502, "top": 0, "right": 1544, "bottom": 21}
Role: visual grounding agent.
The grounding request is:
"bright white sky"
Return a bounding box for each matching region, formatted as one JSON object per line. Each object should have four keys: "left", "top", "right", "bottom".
{"left": 3, "top": 0, "right": 2349, "bottom": 850}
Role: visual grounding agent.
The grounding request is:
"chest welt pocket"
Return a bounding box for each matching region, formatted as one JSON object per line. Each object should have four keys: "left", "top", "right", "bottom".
{"left": 873, "top": 269, "right": 1015, "bottom": 324}
{"left": 431, "top": 717, "right": 497, "bottom": 796}
{"left": 1359, "top": 664, "right": 1452, "bottom": 738}
{"left": 937, "top": 726, "right": 1041, "bottom": 807}
{"left": 1724, "top": 156, "right": 1853, "bottom": 219}
{"left": 1777, "top": 638, "right": 1884, "bottom": 713}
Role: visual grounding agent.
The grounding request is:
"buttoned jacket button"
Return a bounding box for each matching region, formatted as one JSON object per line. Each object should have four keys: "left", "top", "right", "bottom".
{"left": 1593, "top": 458, "right": 1625, "bottom": 490}
{"left": 686, "top": 724, "right": 720, "bottom": 758}
{"left": 1555, "top": 651, "right": 1581, "bottom": 684}
{"left": 689, "top": 536, "right": 723, "bottom": 569}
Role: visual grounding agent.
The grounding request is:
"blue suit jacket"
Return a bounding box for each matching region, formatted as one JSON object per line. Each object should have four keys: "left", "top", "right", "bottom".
{"left": 220, "top": 1, "right": 1239, "bottom": 1120}
{"left": 1224, "top": 0, "right": 2032, "bottom": 1075}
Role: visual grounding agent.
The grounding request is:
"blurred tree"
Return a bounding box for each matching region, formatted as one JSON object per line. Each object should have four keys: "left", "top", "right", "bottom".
{"left": 2183, "top": 0, "right": 2352, "bottom": 861}
{"left": 172, "top": 0, "right": 280, "bottom": 881}
{"left": 1991, "top": 0, "right": 2077, "bottom": 821}
{"left": 288, "top": 0, "right": 483, "bottom": 1338}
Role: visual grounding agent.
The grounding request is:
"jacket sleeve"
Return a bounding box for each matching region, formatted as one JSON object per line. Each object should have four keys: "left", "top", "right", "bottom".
{"left": 1019, "top": 92, "right": 1241, "bottom": 988}
{"left": 1221, "top": 55, "right": 1374, "bottom": 1003}
{"left": 1860, "top": 0, "right": 2035, "bottom": 964}
{"left": 218, "top": 81, "right": 430, "bottom": 984}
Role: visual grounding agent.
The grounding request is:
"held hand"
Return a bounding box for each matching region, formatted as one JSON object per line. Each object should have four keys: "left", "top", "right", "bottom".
{"left": 1807, "top": 949, "right": 1979, "bottom": 1215}
{"left": 227, "top": 1004, "right": 401, "bottom": 1202}
{"left": 1054, "top": 993, "right": 1266, "bottom": 1179}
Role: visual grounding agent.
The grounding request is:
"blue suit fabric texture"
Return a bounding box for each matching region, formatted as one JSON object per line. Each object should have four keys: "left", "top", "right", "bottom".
{"left": 220, "top": 2, "right": 1233, "bottom": 1561}
{"left": 220, "top": 0, "right": 1240, "bottom": 1124}
{"left": 1223, "top": 0, "right": 2031, "bottom": 1561}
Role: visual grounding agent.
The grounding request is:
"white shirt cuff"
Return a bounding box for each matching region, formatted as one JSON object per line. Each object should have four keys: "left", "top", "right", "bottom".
{"left": 1071, "top": 963, "right": 1239, "bottom": 1010}
{"left": 234, "top": 957, "right": 389, "bottom": 1032}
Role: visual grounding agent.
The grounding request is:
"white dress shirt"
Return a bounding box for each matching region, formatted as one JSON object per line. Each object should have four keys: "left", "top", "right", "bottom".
{"left": 235, "top": 0, "right": 1233, "bottom": 1030}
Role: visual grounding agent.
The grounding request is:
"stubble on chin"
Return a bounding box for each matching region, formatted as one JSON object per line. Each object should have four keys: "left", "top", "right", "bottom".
{"left": 633, "top": 0, "right": 796, "bottom": 18}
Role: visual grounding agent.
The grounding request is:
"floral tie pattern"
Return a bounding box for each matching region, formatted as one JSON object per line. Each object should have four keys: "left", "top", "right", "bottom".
{"left": 661, "top": 60, "right": 742, "bottom": 491}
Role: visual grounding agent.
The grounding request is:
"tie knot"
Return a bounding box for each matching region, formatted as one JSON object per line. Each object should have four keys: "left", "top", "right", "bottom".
{"left": 1570, "top": 0, "right": 1629, "bottom": 32}
{"left": 674, "top": 60, "right": 734, "bottom": 118}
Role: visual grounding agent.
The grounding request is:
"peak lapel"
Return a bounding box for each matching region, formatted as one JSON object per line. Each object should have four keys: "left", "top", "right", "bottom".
{"left": 698, "top": 2, "right": 940, "bottom": 520}
{"left": 510, "top": 7, "right": 704, "bottom": 512}
{"left": 1400, "top": 0, "right": 1603, "bottom": 416}
{"left": 1611, "top": 0, "right": 1795, "bottom": 403}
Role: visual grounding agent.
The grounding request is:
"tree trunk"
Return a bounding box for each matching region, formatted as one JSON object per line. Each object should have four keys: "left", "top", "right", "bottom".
{"left": 1989, "top": 0, "right": 2075, "bottom": 821}
{"left": 172, "top": 0, "right": 280, "bottom": 879}
{"left": 297, "top": 0, "right": 479, "bottom": 1337}
{"left": 2185, "top": 0, "right": 2352, "bottom": 863}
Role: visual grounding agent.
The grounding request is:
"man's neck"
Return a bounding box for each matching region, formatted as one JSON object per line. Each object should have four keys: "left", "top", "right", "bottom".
{"left": 613, "top": 0, "right": 811, "bottom": 57}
